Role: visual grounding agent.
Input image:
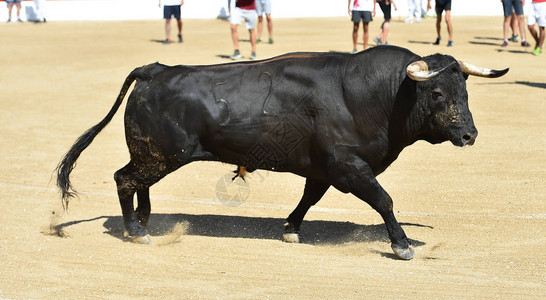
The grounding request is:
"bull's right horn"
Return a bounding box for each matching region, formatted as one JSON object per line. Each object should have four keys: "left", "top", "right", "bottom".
{"left": 406, "top": 60, "right": 454, "bottom": 81}
{"left": 458, "top": 61, "right": 509, "bottom": 78}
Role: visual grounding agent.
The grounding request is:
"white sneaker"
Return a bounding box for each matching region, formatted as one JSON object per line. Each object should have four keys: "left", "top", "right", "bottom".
{"left": 405, "top": 17, "right": 413, "bottom": 23}
{"left": 230, "top": 50, "right": 242, "bottom": 60}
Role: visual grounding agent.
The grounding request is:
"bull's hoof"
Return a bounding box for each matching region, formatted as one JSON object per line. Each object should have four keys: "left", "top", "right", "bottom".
{"left": 283, "top": 222, "right": 300, "bottom": 243}
{"left": 123, "top": 230, "right": 152, "bottom": 244}
{"left": 391, "top": 243, "right": 415, "bottom": 260}
{"left": 282, "top": 232, "right": 300, "bottom": 243}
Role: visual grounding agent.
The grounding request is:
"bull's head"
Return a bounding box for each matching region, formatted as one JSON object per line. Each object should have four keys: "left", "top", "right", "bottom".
{"left": 406, "top": 56, "right": 508, "bottom": 147}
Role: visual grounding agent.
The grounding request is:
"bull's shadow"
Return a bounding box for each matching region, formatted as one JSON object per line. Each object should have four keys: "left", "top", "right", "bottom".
{"left": 94, "top": 213, "right": 427, "bottom": 246}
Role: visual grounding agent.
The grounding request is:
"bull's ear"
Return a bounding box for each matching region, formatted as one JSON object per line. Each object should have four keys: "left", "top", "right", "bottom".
{"left": 407, "top": 61, "right": 454, "bottom": 81}
{"left": 458, "top": 61, "right": 509, "bottom": 78}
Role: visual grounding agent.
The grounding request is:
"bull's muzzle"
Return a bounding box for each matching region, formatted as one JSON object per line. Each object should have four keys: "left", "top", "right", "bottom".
{"left": 455, "top": 129, "right": 478, "bottom": 147}
{"left": 462, "top": 132, "right": 477, "bottom": 146}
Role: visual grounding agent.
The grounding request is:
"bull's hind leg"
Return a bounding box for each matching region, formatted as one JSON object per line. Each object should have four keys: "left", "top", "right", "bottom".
{"left": 283, "top": 179, "right": 330, "bottom": 243}
{"left": 136, "top": 188, "right": 151, "bottom": 227}
{"left": 114, "top": 160, "right": 174, "bottom": 244}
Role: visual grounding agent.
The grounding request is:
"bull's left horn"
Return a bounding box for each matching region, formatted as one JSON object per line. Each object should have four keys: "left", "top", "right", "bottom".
{"left": 406, "top": 60, "right": 453, "bottom": 81}
{"left": 458, "top": 61, "right": 509, "bottom": 78}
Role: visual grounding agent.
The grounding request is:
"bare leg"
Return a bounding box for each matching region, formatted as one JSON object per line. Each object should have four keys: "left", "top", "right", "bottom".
{"left": 381, "top": 20, "right": 390, "bottom": 44}
{"left": 257, "top": 15, "right": 264, "bottom": 40}
{"left": 528, "top": 24, "right": 539, "bottom": 44}
{"left": 7, "top": 2, "right": 13, "bottom": 20}
{"left": 165, "top": 18, "right": 171, "bottom": 42}
{"left": 15, "top": 1, "right": 21, "bottom": 19}
{"left": 231, "top": 24, "right": 239, "bottom": 50}
{"left": 510, "top": 12, "right": 518, "bottom": 37}
{"left": 363, "top": 22, "right": 369, "bottom": 50}
{"left": 177, "top": 18, "right": 182, "bottom": 36}
{"left": 517, "top": 14, "right": 528, "bottom": 43}
{"left": 445, "top": 10, "right": 453, "bottom": 41}
{"left": 266, "top": 14, "right": 273, "bottom": 40}
{"left": 539, "top": 27, "right": 545, "bottom": 50}
{"left": 503, "top": 15, "right": 512, "bottom": 41}
{"left": 249, "top": 28, "right": 257, "bottom": 53}
{"left": 352, "top": 22, "right": 359, "bottom": 50}
{"left": 436, "top": 14, "right": 442, "bottom": 39}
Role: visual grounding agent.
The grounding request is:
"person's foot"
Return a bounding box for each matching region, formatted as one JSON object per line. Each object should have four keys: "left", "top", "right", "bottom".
{"left": 256, "top": 38, "right": 262, "bottom": 44}
{"left": 405, "top": 17, "right": 413, "bottom": 23}
{"left": 447, "top": 40, "right": 454, "bottom": 47}
{"left": 178, "top": 34, "right": 183, "bottom": 43}
{"left": 501, "top": 40, "right": 509, "bottom": 47}
{"left": 6, "top": 18, "right": 11, "bottom": 23}
{"left": 249, "top": 51, "right": 257, "bottom": 60}
{"left": 532, "top": 46, "right": 542, "bottom": 56}
{"left": 509, "top": 34, "right": 519, "bottom": 42}
{"left": 268, "top": 37, "right": 274, "bottom": 44}
{"left": 374, "top": 36, "right": 382, "bottom": 45}
{"left": 432, "top": 37, "right": 441, "bottom": 45}
{"left": 230, "top": 49, "right": 242, "bottom": 60}
{"left": 351, "top": 48, "right": 358, "bottom": 54}
{"left": 17, "top": 18, "right": 23, "bottom": 23}
{"left": 521, "top": 40, "right": 530, "bottom": 47}
{"left": 163, "top": 39, "right": 171, "bottom": 44}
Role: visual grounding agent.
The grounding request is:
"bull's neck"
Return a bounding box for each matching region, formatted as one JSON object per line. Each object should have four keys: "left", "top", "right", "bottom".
{"left": 386, "top": 80, "right": 426, "bottom": 162}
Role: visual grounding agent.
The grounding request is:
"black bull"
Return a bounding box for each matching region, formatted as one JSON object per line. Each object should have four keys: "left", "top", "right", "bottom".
{"left": 57, "top": 46, "right": 508, "bottom": 260}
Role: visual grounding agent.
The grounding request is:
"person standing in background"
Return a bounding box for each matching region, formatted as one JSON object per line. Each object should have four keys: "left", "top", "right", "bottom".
{"left": 501, "top": 0, "right": 531, "bottom": 47}
{"left": 33, "top": 0, "right": 46, "bottom": 23}
{"left": 349, "top": 0, "right": 377, "bottom": 53}
{"left": 428, "top": 0, "right": 454, "bottom": 46}
{"left": 527, "top": 0, "right": 546, "bottom": 55}
{"left": 405, "top": 0, "right": 422, "bottom": 23}
{"left": 230, "top": 0, "right": 257, "bottom": 60}
{"left": 6, "top": 0, "right": 23, "bottom": 22}
{"left": 375, "top": 0, "right": 397, "bottom": 45}
{"left": 159, "top": 0, "right": 184, "bottom": 44}
{"left": 256, "top": 0, "right": 273, "bottom": 44}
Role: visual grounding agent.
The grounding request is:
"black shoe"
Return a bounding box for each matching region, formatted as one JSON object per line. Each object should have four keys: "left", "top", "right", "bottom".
{"left": 447, "top": 40, "right": 454, "bottom": 47}
{"left": 178, "top": 34, "right": 183, "bottom": 43}
{"left": 432, "top": 37, "right": 441, "bottom": 45}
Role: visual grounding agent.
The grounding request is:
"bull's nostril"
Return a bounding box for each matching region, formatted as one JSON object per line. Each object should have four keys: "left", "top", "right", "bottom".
{"left": 462, "top": 133, "right": 475, "bottom": 146}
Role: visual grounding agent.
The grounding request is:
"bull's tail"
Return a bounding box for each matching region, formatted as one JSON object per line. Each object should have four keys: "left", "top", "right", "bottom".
{"left": 55, "top": 66, "right": 147, "bottom": 209}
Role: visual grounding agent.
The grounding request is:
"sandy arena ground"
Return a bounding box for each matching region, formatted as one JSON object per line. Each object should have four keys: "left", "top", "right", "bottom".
{"left": 0, "top": 16, "right": 545, "bottom": 298}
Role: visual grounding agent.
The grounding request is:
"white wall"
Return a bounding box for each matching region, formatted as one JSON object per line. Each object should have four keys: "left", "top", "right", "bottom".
{"left": 0, "top": 0, "right": 521, "bottom": 22}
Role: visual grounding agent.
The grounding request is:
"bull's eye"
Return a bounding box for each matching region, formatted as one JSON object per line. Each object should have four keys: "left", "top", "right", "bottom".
{"left": 431, "top": 91, "right": 443, "bottom": 100}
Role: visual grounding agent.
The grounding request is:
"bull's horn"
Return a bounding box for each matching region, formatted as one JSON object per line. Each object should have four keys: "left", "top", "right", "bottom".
{"left": 406, "top": 60, "right": 454, "bottom": 81}
{"left": 458, "top": 61, "right": 509, "bottom": 78}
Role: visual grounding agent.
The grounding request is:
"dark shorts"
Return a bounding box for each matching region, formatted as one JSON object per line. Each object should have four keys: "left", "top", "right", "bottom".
{"left": 351, "top": 11, "right": 373, "bottom": 23}
{"left": 502, "top": 0, "right": 524, "bottom": 17}
{"left": 164, "top": 5, "right": 181, "bottom": 19}
{"left": 435, "top": 0, "right": 452, "bottom": 15}
{"left": 378, "top": 1, "right": 391, "bottom": 20}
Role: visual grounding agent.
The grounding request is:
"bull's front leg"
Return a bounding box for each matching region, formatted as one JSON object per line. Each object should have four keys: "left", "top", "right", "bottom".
{"left": 334, "top": 161, "right": 414, "bottom": 260}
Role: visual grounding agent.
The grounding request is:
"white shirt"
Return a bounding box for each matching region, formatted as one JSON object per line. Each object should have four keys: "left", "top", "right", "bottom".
{"left": 351, "top": 0, "right": 374, "bottom": 11}
{"left": 162, "top": 0, "right": 182, "bottom": 6}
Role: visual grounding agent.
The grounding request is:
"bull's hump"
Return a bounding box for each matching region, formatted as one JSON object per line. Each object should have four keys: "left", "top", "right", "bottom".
{"left": 200, "top": 52, "right": 342, "bottom": 70}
